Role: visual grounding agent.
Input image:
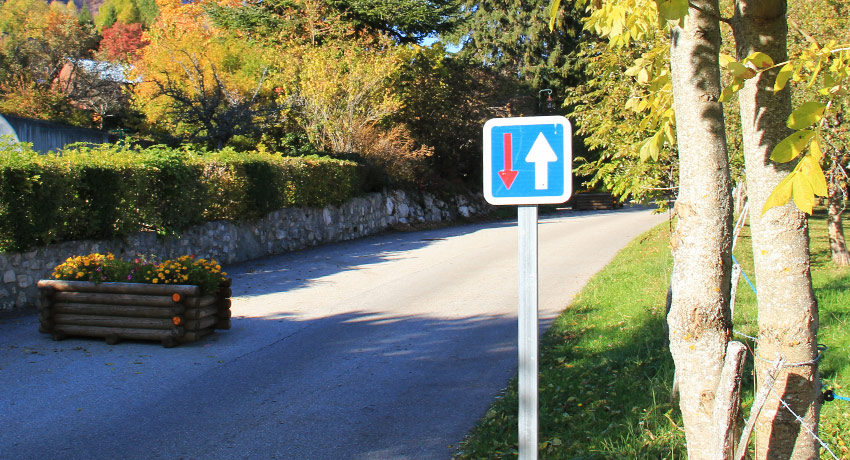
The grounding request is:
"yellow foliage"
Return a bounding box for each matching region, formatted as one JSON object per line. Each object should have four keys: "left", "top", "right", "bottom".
{"left": 286, "top": 39, "right": 405, "bottom": 153}
{"left": 133, "top": 0, "right": 275, "bottom": 131}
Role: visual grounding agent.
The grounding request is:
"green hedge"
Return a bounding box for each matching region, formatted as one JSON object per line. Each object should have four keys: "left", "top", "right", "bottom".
{"left": 0, "top": 142, "right": 361, "bottom": 252}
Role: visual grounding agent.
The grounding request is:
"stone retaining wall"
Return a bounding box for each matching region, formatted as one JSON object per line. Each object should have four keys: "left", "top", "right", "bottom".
{"left": 0, "top": 189, "right": 492, "bottom": 312}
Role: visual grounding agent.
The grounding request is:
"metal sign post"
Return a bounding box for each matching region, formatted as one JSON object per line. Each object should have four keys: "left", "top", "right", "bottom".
{"left": 517, "top": 204, "right": 539, "bottom": 460}
{"left": 482, "top": 116, "right": 572, "bottom": 460}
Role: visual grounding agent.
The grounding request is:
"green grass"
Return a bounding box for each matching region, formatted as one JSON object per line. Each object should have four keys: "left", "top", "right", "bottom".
{"left": 453, "top": 209, "right": 850, "bottom": 459}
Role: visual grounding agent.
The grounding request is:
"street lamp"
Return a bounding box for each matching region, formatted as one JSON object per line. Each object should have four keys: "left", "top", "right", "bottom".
{"left": 538, "top": 89, "right": 555, "bottom": 114}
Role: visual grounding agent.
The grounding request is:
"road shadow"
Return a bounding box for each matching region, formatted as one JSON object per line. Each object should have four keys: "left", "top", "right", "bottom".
{"left": 0, "top": 308, "right": 521, "bottom": 460}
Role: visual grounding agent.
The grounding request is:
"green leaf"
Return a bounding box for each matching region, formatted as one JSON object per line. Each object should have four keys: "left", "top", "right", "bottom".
{"left": 719, "top": 78, "right": 746, "bottom": 103}
{"left": 650, "top": 129, "right": 664, "bottom": 161}
{"left": 625, "top": 64, "right": 642, "bottom": 77}
{"left": 743, "top": 52, "right": 774, "bottom": 70}
{"left": 548, "top": 0, "right": 562, "bottom": 32}
{"left": 786, "top": 101, "right": 826, "bottom": 130}
{"left": 719, "top": 54, "right": 736, "bottom": 68}
{"left": 654, "top": 0, "right": 688, "bottom": 23}
{"left": 638, "top": 129, "right": 665, "bottom": 163}
{"left": 800, "top": 155, "right": 828, "bottom": 197}
{"left": 774, "top": 62, "right": 794, "bottom": 92}
{"left": 792, "top": 171, "right": 815, "bottom": 214}
{"left": 770, "top": 129, "right": 816, "bottom": 163}
{"left": 728, "top": 62, "right": 756, "bottom": 79}
{"left": 761, "top": 172, "right": 795, "bottom": 215}
{"left": 719, "top": 84, "right": 735, "bottom": 103}
{"left": 809, "top": 136, "right": 824, "bottom": 163}
{"left": 639, "top": 136, "right": 656, "bottom": 163}
{"left": 807, "top": 60, "right": 822, "bottom": 89}
{"left": 664, "top": 122, "right": 676, "bottom": 145}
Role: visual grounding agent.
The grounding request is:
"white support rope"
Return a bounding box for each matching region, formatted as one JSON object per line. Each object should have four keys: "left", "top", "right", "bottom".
{"left": 726, "top": 198, "right": 837, "bottom": 459}
{"left": 732, "top": 201, "right": 749, "bottom": 252}
{"left": 767, "top": 382, "right": 841, "bottom": 460}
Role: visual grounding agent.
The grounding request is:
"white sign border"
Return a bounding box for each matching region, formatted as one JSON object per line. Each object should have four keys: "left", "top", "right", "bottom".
{"left": 483, "top": 116, "right": 573, "bottom": 206}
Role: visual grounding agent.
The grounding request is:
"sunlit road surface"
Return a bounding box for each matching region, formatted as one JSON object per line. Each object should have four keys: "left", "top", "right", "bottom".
{"left": 0, "top": 206, "right": 666, "bottom": 460}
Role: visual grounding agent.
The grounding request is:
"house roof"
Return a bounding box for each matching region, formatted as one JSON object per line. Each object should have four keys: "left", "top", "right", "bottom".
{"left": 72, "top": 59, "right": 140, "bottom": 84}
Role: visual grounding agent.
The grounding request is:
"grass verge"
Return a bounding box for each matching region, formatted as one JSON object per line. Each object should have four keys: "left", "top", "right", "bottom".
{"left": 452, "top": 208, "right": 850, "bottom": 459}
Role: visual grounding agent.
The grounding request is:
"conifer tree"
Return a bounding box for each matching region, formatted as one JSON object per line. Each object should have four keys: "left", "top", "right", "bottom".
{"left": 448, "top": 0, "right": 585, "bottom": 93}
{"left": 78, "top": 3, "right": 94, "bottom": 26}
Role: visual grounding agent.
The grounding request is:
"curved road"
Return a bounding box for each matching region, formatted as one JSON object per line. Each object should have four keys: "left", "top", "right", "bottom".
{"left": 0, "top": 207, "right": 666, "bottom": 460}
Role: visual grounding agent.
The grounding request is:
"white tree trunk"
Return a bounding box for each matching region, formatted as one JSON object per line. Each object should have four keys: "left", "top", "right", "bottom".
{"left": 733, "top": 2, "right": 821, "bottom": 458}
{"left": 827, "top": 179, "right": 850, "bottom": 266}
{"left": 667, "top": 2, "right": 735, "bottom": 458}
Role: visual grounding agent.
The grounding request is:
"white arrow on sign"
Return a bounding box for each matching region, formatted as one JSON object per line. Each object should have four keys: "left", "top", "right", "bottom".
{"left": 524, "top": 132, "right": 558, "bottom": 190}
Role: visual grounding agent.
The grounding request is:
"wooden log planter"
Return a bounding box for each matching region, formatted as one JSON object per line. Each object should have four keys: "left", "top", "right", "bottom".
{"left": 36, "top": 279, "right": 232, "bottom": 348}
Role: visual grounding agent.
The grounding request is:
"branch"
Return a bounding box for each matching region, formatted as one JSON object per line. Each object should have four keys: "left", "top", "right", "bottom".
{"left": 688, "top": 2, "right": 732, "bottom": 25}
{"left": 788, "top": 18, "right": 820, "bottom": 48}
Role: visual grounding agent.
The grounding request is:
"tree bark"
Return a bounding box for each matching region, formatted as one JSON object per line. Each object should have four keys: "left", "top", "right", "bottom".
{"left": 732, "top": 2, "right": 821, "bottom": 459}
{"left": 667, "top": 2, "right": 734, "bottom": 458}
{"left": 827, "top": 178, "right": 850, "bottom": 266}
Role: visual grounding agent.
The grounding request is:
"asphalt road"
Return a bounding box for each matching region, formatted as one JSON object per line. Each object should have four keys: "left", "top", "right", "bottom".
{"left": 0, "top": 206, "right": 667, "bottom": 460}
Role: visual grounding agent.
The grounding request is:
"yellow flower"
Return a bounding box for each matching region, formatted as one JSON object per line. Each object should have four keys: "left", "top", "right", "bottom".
{"left": 152, "top": 278, "right": 159, "bottom": 284}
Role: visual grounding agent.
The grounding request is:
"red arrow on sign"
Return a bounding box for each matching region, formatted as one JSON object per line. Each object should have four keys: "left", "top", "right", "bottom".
{"left": 498, "top": 132, "right": 518, "bottom": 189}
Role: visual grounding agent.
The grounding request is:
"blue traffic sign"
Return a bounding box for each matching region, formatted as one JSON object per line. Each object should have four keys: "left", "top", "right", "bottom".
{"left": 483, "top": 116, "right": 572, "bottom": 205}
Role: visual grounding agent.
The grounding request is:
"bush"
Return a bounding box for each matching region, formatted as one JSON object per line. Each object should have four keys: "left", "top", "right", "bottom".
{"left": 0, "top": 142, "right": 360, "bottom": 252}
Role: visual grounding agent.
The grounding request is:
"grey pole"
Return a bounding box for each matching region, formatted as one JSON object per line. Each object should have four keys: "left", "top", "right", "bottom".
{"left": 517, "top": 205, "right": 538, "bottom": 460}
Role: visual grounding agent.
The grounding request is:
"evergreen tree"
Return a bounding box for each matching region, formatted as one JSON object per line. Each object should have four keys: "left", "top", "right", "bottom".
{"left": 448, "top": 0, "right": 585, "bottom": 94}
{"left": 137, "top": 0, "right": 159, "bottom": 26}
{"left": 95, "top": 3, "right": 118, "bottom": 31}
{"left": 328, "top": 0, "right": 461, "bottom": 43}
{"left": 95, "top": 0, "right": 158, "bottom": 31}
{"left": 115, "top": 0, "right": 141, "bottom": 25}
{"left": 78, "top": 3, "right": 94, "bottom": 26}
{"left": 206, "top": 0, "right": 459, "bottom": 45}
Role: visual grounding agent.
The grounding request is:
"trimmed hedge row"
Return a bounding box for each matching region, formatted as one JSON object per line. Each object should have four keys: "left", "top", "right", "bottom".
{"left": 0, "top": 142, "right": 361, "bottom": 252}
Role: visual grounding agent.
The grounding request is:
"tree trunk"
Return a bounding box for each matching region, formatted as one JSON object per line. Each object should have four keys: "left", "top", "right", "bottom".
{"left": 732, "top": 2, "right": 821, "bottom": 459}
{"left": 667, "top": 2, "right": 734, "bottom": 458}
{"left": 827, "top": 179, "right": 850, "bottom": 266}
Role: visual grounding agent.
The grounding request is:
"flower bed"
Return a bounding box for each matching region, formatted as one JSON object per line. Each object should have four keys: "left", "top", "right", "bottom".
{"left": 37, "top": 254, "right": 232, "bottom": 347}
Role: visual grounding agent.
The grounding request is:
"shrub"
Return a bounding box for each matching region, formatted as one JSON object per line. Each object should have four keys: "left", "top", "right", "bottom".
{"left": 0, "top": 142, "right": 360, "bottom": 252}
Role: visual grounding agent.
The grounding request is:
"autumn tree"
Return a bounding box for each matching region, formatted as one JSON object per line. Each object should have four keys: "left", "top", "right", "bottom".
{"left": 784, "top": 0, "right": 850, "bottom": 266}
{"left": 133, "top": 0, "right": 279, "bottom": 148}
{"left": 726, "top": 3, "right": 820, "bottom": 456}
{"left": 392, "top": 44, "right": 536, "bottom": 184}
{"left": 0, "top": 0, "right": 97, "bottom": 124}
{"left": 97, "top": 22, "right": 149, "bottom": 63}
{"left": 552, "top": 0, "right": 843, "bottom": 458}
{"left": 566, "top": 34, "right": 679, "bottom": 207}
